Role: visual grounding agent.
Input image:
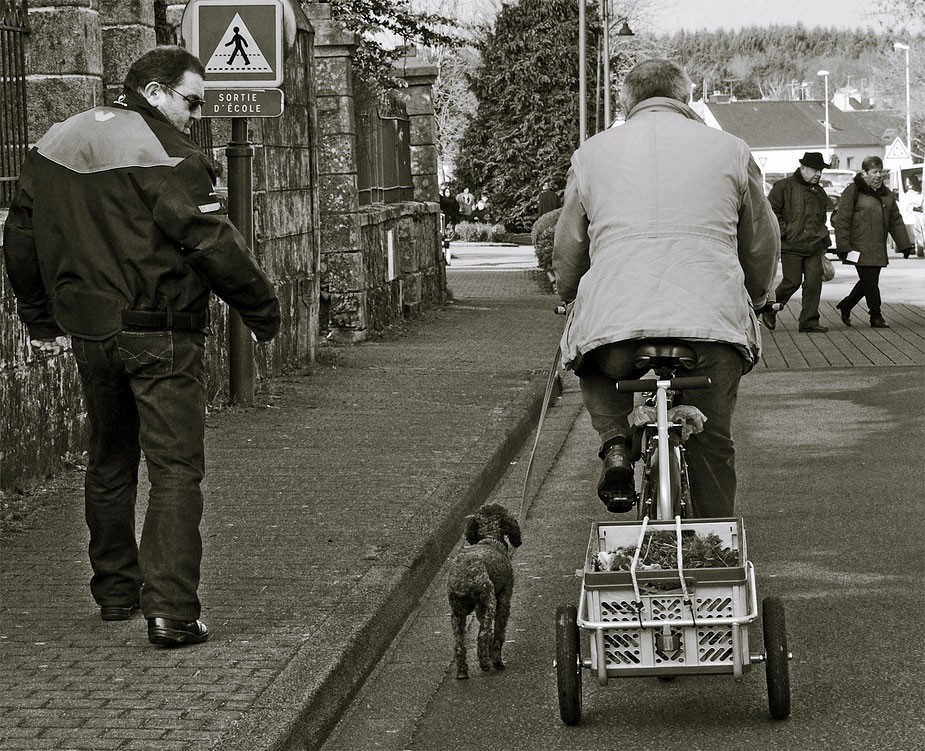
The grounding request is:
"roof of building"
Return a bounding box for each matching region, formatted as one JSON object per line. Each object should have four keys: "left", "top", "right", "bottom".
{"left": 704, "top": 100, "right": 904, "bottom": 150}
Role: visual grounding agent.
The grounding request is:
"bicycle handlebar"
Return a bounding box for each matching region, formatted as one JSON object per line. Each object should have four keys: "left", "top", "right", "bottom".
{"left": 616, "top": 376, "right": 712, "bottom": 393}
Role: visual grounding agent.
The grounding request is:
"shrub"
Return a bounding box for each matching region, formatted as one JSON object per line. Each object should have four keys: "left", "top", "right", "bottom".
{"left": 454, "top": 220, "right": 507, "bottom": 242}
{"left": 531, "top": 208, "right": 561, "bottom": 271}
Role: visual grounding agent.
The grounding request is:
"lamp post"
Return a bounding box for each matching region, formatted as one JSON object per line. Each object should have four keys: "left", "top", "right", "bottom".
{"left": 817, "top": 70, "right": 830, "bottom": 158}
{"left": 894, "top": 42, "right": 911, "bottom": 154}
{"left": 579, "top": 0, "right": 587, "bottom": 142}
{"left": 579, "top": 2, "right": 632, "bottom": 142}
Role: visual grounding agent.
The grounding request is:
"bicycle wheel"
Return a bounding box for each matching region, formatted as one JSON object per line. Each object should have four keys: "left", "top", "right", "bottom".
{"left": 555, "top": 604, "right": 582, "bottom": 726}
{"left": 762, "top": 596, "right": 791, "bottom": 720}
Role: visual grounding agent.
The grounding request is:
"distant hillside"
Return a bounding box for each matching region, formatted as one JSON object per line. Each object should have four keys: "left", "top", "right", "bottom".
{"left": 655, "top": 25, "right": 922, "bottom": 105}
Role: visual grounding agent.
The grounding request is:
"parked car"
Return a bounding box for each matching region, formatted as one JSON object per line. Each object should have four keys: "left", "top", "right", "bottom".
{"left": 819, "top": 169, "right": 855, "bottom": 205}
{"left": 761, "top": 172, "right": 788, "bottom": 196}
{"left": 819, "top": 170, "right": 855, "bottom": 250}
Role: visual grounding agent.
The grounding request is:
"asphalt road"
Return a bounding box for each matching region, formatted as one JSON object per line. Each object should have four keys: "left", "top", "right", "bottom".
{"left": 322, "top": 371, "right": 924, "bottom": 751}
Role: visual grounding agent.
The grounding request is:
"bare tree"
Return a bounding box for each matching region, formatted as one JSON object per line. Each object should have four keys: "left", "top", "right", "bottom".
{"left": 420, "top": 43, "right": 478, "bottom": 183}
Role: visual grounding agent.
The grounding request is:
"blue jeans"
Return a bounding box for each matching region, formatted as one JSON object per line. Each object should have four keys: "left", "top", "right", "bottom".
{"left": 578, "top": 341, "right": 743, "bottom": 517}
{"left": 72, "top": 331, "right": 207, "bottom": 621}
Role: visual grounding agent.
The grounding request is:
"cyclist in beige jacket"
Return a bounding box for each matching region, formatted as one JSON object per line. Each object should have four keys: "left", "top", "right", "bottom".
{"left": 553, "top": 59, "right": 779, "bottom": 518}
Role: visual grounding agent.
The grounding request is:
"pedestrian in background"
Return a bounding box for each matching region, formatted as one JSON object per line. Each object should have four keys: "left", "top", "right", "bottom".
{"left": 763, "top": 152, "right": 832, "bottom": 333}
{"left": 2, "top": 46, "right": 280, "bottom": 647}
{"left": 537, "top": 181, "right": 560, "bottom": 217}
{"left": 439, "top": 187, "right": 459, "bottom": 228}
{"left": 472, "top": 193, "right": 491, "bottom": 223}
{"left": 833, "top": 155, "right": 913, "bottom": 329}
{"left": 554, "top": 58, "right": 779, "bottom": 518}
{"left": 455, "top": 186, "right": 475, "bottom": 220}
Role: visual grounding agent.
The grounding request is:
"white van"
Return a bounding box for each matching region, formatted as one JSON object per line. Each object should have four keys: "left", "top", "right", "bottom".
{"left": 913, "top": 166, "right": 925, "bottom": 256}
{"left": 891, "top": 164, "right": 923, "bottom": 241}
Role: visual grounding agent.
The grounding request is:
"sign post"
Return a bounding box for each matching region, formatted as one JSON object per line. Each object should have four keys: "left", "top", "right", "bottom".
{"left": 182, "top": 0, "right": 286, "bottom": 405}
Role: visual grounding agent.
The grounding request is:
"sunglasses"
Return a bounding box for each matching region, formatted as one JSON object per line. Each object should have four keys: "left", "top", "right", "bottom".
{"left": 160, "top": 83, "right": 206, "bottom": 111}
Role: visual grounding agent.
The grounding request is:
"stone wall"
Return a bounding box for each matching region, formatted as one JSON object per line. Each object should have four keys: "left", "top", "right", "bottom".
{"left": 307, "top": 3, "right": 444, "bottom": 343}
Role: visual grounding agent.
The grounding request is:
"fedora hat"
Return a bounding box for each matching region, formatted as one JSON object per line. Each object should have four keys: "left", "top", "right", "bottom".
{"left": 799, "top": 152, "right": 830, "bottom": 169}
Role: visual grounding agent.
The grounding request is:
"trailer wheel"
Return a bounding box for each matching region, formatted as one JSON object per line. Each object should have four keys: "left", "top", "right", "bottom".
{"left": 762, "top": 596, "right": 791, "bottom": 720}
{"left": 556, "top": 604, "right": 582, "bottom": 725}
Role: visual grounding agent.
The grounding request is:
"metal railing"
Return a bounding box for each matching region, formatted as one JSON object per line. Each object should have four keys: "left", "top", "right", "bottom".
{"left": 356, "top": 84, "right": 414, "bottom": 206}
{"left": 1, "top": 0, "right": 29, "bottom": 208}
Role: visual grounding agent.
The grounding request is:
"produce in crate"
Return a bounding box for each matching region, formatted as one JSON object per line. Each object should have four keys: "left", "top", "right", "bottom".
{"left": 592, "top": 530, "right": 739, "bottom": 572}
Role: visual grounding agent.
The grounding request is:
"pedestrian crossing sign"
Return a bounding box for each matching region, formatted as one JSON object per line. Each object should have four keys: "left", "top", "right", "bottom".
{"left": 186, "top": 0, "right": 284, "bottom": 87}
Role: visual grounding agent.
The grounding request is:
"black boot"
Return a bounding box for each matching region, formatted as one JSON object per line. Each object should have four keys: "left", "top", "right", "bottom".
{"left": 597, "top": 439, "right": 635, "bottom": 513}
{"left": 835, "top": 299, "right": 852, "bottom": 326}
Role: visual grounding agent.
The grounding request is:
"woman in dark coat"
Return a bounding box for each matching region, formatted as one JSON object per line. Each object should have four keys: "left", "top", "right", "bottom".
{"left": 833, "top": 156, "right": 913, "bottom": 329}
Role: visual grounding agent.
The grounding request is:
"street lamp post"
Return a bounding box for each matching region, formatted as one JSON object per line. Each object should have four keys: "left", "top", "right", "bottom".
{"left": 579, "top": 1, "right": 632, "bottom": 142}
{"left": 817, "top": 70, "right": 830, "bottom": 158}
{"left": 601, "top": 0, "right": 611, "bottom": 127}
{"left": 894, "top": 42, "right": 911, "bottom": 154}
{"left": 579, "top": 0, "right": 587, "bottom": 142}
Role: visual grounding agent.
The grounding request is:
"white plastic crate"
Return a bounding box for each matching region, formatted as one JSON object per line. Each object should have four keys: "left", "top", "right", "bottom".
{"left": 581, "top": 518, "right": 753, "bottom": 676}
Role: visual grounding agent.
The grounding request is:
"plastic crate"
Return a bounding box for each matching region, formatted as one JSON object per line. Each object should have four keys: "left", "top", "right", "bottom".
{"left": 581, "top": 518, "right": 753, "bottom": 676}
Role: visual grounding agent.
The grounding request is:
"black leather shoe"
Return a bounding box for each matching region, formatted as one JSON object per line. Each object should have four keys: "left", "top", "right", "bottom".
{"left": 870, "top": 317, "right": 890, "bottom": 329}
{"left": 100, "top": 601, "right": 140, "bottom": 621}
{"left": 760, "top": 308, "right": 776, "bottom": 330}
{"left": 147, "top": 617, "right": 210, "bottom": 647}
{"left": 798, "top": 325, "right": 828, "bottom": 333}
{"left": 835, "top": 300, "right": 852, "bottom": 326}
{"left": 597, "top": 443, "right": 635, "bottom": 513}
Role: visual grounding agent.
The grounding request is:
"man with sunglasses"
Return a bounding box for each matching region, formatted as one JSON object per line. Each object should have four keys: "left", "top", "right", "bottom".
{"left": 3, "top": 46, "right": 280, "bottom": 647}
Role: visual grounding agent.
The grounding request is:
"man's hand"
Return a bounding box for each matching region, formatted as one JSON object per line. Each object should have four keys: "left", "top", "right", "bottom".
{"left": 29, "top": 336, "right": 69, "bottom": 357}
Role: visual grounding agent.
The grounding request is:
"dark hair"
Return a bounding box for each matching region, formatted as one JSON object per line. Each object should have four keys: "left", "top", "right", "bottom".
{"left": 621, "top": 59, "right": 692, "bottom": 115}
{"left": 861, "top": 155, "right": 883, "bottom": 172}
{"left": 124, "top": 46, "right": 205, "bottom": 92}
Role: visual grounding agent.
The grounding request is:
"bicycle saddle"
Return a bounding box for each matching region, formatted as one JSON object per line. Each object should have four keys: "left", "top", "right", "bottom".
{"left": 632, "top": 340, "right": 697, "bottom": 371}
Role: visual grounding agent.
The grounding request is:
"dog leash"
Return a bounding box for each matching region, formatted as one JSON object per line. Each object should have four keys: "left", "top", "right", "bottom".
{"left": 518, "top": 341, "right": 562, "bottom": 525}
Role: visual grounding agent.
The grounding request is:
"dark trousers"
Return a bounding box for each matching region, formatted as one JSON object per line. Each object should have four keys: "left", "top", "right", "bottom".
{"left": 578, "top": 341, "right": 744, "bottom": 517}
{"left": 841, "top": 265, "right": 883, "bottom": 319}
{"left": 72, "top": 331, "right": 207, "bottom": 621}
{"left": 775, "top": 251, "right": 824, "bottom": 328}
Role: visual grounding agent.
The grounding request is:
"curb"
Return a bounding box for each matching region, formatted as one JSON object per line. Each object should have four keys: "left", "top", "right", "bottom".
{"left": 216, "top": 372, "right": 552, "bottom": 751}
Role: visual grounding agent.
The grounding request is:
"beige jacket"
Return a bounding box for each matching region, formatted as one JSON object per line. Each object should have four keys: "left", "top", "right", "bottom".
{"left": 553, "top": 98, "right": 779, "bottom": 372}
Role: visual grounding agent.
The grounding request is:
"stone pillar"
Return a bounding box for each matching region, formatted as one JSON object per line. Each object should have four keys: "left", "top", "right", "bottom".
{"left": 304, "top": 1, "right": 366, "bottom": 343}
{"left": 25, "top": 0, "right": 104, "bottom": 139}
{"left": 394, "top": 49, "right": 439, "bottom": 203}
{"left": 100, "top": 0, "right": 156, "bottom": 102}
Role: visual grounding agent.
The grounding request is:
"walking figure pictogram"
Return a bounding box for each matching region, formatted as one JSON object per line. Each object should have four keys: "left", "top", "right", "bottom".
{"left": 226, "top": 27, "right": 250, "bottom": 65}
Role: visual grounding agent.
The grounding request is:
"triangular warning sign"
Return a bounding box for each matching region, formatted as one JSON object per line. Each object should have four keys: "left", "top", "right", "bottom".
{"left": 884, "top": 136, "right": 910, "bottom": 161}
{"left": 205, "top": 13, "right": 272, "bottom": 73}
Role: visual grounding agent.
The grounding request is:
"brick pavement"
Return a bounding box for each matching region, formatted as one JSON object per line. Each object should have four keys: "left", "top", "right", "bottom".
{"left": 0, "top": 268, "right": 560, "bottom": 751}
{"left": 1, "top": 256, "right": 922, "bottom": 751}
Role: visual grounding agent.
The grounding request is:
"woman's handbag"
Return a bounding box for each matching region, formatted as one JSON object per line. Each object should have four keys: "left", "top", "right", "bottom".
{"left": 821, "top": 255, "right": 835, "bottom": 282}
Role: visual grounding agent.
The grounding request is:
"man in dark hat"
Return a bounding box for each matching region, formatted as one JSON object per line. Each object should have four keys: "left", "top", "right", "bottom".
{"left": 763, "top": 151, "right": 832, "bottom": 332}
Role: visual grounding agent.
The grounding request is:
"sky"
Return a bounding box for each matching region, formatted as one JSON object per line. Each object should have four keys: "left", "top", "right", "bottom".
{"left": 647, "top": 0, "right": 888, "bottom": 31}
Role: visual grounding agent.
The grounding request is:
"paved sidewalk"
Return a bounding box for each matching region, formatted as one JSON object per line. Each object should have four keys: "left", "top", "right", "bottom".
{"left": 0, "top": 267, "right": 561, "bottom": 751}
{"left": 1, "top": 253, "right": 922, "bottom": 751}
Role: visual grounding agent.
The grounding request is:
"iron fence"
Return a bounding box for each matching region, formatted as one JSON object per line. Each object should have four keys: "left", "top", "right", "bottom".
{"left": 356, "top": 84, "right": 413, "bottom": 206}
{"left": 1, "top": 0, "right": 28, "bottom": 208}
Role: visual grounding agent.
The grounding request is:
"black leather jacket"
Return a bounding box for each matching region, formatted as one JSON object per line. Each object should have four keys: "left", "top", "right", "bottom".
{"left": 3, "top": 90, "right": 279, "bottom": 341}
